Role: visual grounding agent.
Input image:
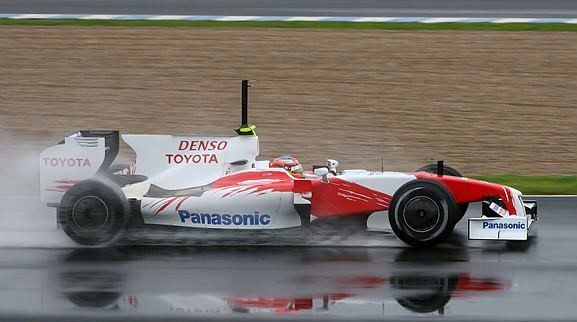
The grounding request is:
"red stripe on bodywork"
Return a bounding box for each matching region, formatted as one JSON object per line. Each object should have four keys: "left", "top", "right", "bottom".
{"left": 174, "top": 196, "right": 191, "bottom": 211}
{"left": 46, "top": 179, "right": 78, "bottom": 193}
{"left": 310, "top": 177, "right": 391, "bottom": 217}
{"left": 154, "top": 197, "right": 179, "bottom": 215}
{"left": 147, "top": 198, "right": 166, "bottom": 209}
{"left": 414, "top": 172, "right": 517, "bottom": 215}
{"left": 212, "top": 170, "right": 294, "bottom": 198}
{"left": 293, "top": 179, "right": 312, "bottom": 194}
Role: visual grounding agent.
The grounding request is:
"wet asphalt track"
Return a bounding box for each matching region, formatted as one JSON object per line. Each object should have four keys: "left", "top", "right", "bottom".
{"left": 1, "top": 0, "right": 577, "bottom": 18}
{"left": 0, "top": 197, "right": 576, "bottom": 321}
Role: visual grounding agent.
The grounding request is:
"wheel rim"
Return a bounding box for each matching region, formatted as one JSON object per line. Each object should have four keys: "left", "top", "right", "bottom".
{"left": 402, "top": 196, "right": 440, "bottom": 233}
{"left": 71, "top": 196, "right": 109, "bottom": 232}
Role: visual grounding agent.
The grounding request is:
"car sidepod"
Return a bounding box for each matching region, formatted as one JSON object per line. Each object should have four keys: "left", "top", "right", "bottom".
{"left": 140, "top": 170, "right": 302, "bottom": 230}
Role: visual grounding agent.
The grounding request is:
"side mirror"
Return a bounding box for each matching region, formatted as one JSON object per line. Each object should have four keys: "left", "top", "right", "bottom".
{"left": 314, "top": 167, "right": 330, "bottom": 183}
{"left": 327, "top": 159, "right": 339, "bottom": 174}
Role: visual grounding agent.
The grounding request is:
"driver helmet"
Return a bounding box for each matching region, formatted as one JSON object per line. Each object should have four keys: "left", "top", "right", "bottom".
{"left": 269, "top": 155, "right": 303, "bottom": 176}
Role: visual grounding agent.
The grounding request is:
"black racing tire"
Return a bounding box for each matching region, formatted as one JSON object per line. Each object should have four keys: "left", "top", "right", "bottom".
{"left": 58, "top": 178, "right": 129, "bottom": 246}
{"left": 389, "top": 180, "right": 457, "bottom": 247}
{"left": 416, "top": 163, "right": 469, "bottom": 223}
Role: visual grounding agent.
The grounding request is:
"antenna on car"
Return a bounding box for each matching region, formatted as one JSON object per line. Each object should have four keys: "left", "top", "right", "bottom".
{"left": 235, "top": 80, "right": 257, "bottom": 136}
{"left": 437, "top": 160, "right": 444, "bottom": 176}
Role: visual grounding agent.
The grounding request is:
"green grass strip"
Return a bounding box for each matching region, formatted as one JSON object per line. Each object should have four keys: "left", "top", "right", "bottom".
{"left": 2, "top": 19, "right": 577, "bottom": 31}
{"left": 472, "top": 175, "right": 577, "bottom": 195}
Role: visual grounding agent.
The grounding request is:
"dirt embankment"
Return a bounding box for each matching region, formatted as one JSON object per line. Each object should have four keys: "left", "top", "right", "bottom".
{"left": 1, "top": 27, "right": 576, "bottom": 174}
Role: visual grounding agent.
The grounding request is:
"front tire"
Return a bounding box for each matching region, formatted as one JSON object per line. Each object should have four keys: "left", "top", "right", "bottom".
{"left": 58, "top": 178, "right": 129, "bottom": 246}
{"left": 416, "top": 163, "right": 468, "bottom": 223}
{"left": 389, "top": 180, "right": 457, "bottom": 247}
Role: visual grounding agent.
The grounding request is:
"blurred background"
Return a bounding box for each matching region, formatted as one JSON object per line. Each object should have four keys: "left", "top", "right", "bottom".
{"left": 1, "top": 1, "right": 577, "bottom": 321}
{"left": 1, "top": 26, "right": 576, "bottom": 178}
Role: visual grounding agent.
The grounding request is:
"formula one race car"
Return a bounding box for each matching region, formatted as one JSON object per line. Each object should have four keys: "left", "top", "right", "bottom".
{"left": 39, "top": 81, "right": 538, "bottom": 247}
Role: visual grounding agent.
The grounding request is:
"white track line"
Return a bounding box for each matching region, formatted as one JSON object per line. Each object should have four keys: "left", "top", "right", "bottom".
{"left": 1, "top": 14, "right": 576, "bottom": 23}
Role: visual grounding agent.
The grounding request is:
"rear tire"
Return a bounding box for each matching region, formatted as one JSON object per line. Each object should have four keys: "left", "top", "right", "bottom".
{"left": 416, "top": 163, "right": 468, "bottom": 223}
{"left": 389, "top": 180, "right": 457, "bottom": 247}
{"left": 58, "top": 178, "right": 129, "bottom": 246}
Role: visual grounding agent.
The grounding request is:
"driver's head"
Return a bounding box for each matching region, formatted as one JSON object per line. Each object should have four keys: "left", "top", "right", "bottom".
{"left": 269, "top": 155, "right": 303, "bottom": 176}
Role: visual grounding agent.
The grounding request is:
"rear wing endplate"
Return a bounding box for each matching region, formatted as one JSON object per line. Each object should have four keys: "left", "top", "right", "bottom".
{"left": 39, "top": 130, "right": 119, "bottom": 204}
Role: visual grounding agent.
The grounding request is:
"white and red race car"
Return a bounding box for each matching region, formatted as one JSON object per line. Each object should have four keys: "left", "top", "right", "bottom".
{"left": 39, "top": 81, "right": 537, "bottom": 247}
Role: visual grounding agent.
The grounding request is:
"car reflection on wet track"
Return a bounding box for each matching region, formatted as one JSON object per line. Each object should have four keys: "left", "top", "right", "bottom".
{"left": 55, "top": 247, "right": 508, "bottom": 317}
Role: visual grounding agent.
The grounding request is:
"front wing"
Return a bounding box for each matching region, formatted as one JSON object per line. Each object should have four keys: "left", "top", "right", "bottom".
{"left": 468, "top": 200, "right": 538, "bottom": 241}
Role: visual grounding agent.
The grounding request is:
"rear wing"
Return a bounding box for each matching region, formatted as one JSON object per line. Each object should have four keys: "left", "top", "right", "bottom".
{"left": 122, "top": 134, "right": 259, "bottom": 190}
{"left": 40, "top": 130, "right": 119, "bottom": 205}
